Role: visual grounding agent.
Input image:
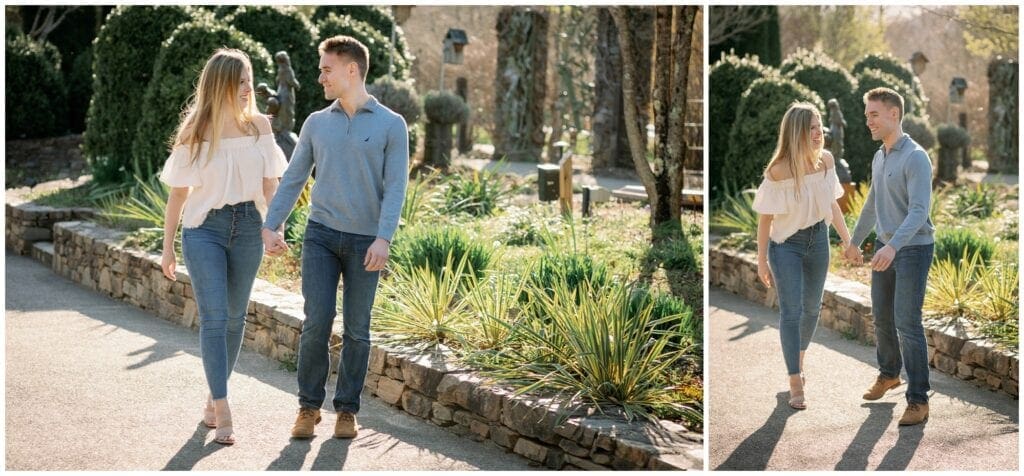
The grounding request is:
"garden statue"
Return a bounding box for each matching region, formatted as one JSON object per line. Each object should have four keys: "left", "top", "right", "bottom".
{"left": 256, "top": 51, "right": 300, "bottom": 159}
{"left": 827, "top": 99, "right": 852, "bottom": 183}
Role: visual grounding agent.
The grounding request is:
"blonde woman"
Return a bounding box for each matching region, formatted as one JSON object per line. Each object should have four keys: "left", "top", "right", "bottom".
{"left": 159, "top": 48, "right": 289, "bottom": 444}
{"left": 753, "top": 102, "right": 854, "bottom": 410}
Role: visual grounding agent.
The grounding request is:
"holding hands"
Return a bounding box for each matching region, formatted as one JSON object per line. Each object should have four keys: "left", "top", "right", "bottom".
{"left": 262, "top": 228, "right": 289, "bottom": 257}
{"left": 842, "top": 242, "right": 864, "bottom": 265}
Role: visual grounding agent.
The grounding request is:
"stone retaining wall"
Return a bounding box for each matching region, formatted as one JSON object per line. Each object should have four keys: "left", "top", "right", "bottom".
{"left": 710, "top": 246, "right": 1019, "bottom": 399}
{"left": 6, "top": 202, "right": 94, "bottom": 255}
{"left": 7, "top": 206, "right": 703, "bottom": 470}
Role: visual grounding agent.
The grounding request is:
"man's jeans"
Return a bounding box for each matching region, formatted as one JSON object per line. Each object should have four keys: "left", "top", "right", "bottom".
{"left": 768, "top": 220, "right": 830, "bottom": 376}
{"left": 872, "top": 240, "right": 933, "bottom": 404}
{"left": 297, "top": 220, "right": 380, "bottom": 414}
{"left": 181, "top": 201, "right": 264, "bottom": 400}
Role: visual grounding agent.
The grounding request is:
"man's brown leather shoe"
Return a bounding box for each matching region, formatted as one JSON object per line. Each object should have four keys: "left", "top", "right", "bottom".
{"left": 862, "top": 375, "right": 902, "bottom": 400}
{"left": 291, "top": 407, "right": 321, "bottom": 438}
{"left": 898, "top": 402, "right": 929, "bottom": 426}
{"left": 335, "top": 412, "right": 358, "bottom": 439}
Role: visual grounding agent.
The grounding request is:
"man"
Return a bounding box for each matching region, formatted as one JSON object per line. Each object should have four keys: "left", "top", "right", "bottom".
{"left": 845, "top": 87, "right": 934, "bottom": 426}
{"left": 262, "top": 35, "right": 409, "bottom": 439}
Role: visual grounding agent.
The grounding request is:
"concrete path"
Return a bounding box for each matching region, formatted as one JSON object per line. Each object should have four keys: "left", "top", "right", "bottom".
{"left": 5, "top": 252, "right": 534, "bottom": 471}
{"left": 709, "top": 287, "right": 1018, "bottom": 471}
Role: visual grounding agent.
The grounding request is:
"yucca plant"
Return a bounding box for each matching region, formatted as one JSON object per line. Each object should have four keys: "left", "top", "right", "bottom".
{"left": 924, "top": 249, "right": 981, "bottom": 318}
{"left": 402, "top": 166, "right": 442, "bottom": 226}
{"left": 710, "top": 187, "right": 758, "bottom": 250}
{"left": 461, "top": 270, "right": 531, "bottom": 350}
{"left": 952, "top": 183, "right": 996, "bottom": 219}
{"left": 391, "top": 226, "right": 492, "bottom": 283}
{"left": 525, "top": 252, "right": 610, "bottom": 305}
{"left": 99, "top": 173, "right": 169, "bottom": 228}
{"left": 975, "top": 262, "right": 1019, "bottom": 323}
{"left": 629, "top": 287, "right": 699, "bottom": 352}
{"left": 443, "top": 167, "right": 510, "bottom": 217}
{"left": 374, "top": 253, "right": 473, "bottom": 347}
{"left": 483, "top": 280, "right": 700, "bottom": 423}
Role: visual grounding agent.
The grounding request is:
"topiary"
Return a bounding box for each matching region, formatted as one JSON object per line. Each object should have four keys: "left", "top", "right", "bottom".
{"left": 316, "top": 13, "right": 410, "bottom": 83}
{"left": 5, "top": 34, "right": 67, "bottom": 139}
{"left": 708, "top": 53, "right": 771, "bottom": 194}
{"left": 846, "top": 68, "right": 923, "bottom": 182}
{"left": 723, "top": 73, "right": 824, "bottom": 191}
{"left": 902, "top": 114, "right": 937, "bottom": 151}
{"left": 852, "top": 52, "right": 928, "bottom": 112}
{"left": 934, "top": 227, "right": 995, "bottom": 265}
{"left": 225, "top": 5, "right": 324, "bottom": 129}
{"left": 937, "top": 123, "right": 971, "bottom": 149}
{"left": 83, "top": 5, "right": 198, "bottom": 184}
{"left": 130, "top": 18, "right": 273, "bottom": 179}
{"left": 779, "top": 47, "right": 820, "bottom": 75}
{"left": 368, "top": 77, "right": 422, "bottom": 155}
{"left": 312, "top": 4, "right": 409, "bottom": 58}
{"left": 783, "top": 51, "right": 857, "bottom": 111}
{"left": 423, "top": 90, "right": 469, "bottom": 125}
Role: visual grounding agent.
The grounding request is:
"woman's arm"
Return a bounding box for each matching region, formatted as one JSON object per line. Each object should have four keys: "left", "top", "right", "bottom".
{"left": 757, "top": 214, "right": 774, "bottom": 288}
{"left": 161, "top": 187, "right": 190, "bottom": 280}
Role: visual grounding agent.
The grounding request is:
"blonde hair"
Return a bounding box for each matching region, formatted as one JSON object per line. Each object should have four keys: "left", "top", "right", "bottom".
{"left": 765, "top": 102, "right": 824, "bottom": 194}
{"left": 173, "top": 48, "right": 259, "bottom": 164}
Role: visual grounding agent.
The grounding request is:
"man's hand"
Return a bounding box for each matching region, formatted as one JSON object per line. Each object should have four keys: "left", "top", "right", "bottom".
{"left": 262, "top": 228, "right": 288, "bottom": 257}
{"left": 870, "top": 244, "right": 896, "bottom": 272}
{"left": 843, "top": 244, "right": 864, "bottom": 265}
{"left": 364, "top": 238, "right": 390, "bottom": 272}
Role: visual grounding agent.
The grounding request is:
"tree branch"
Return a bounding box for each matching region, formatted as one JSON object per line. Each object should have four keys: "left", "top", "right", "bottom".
{"left": 709, "top": 6, "right": 772, "bottom": 47}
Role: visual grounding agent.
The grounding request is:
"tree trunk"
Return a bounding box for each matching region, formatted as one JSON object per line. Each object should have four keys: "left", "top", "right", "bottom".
{"left": 546, "top": 6, "right": 564, "bottom": 163}
{"left": 668, "top": 7, "right": 699, "bottom": 227}
{"left": 494, "top": 7, "right": 549, "bottom": 162}
{"left": 617, "top": 7, "right": 655, "bottom": 170}
{"left": 652, "top": 6, "right": 674, "bottom": 226}
{"left": 591, "top": 8, "right": 622, "bottom": 170}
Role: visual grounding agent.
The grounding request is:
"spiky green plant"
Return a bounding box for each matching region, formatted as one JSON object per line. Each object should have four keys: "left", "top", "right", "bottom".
{"left": 952, "top": 183, "right": 996, "bottom": 219}
{"left": 373, "top": 253, "right": 472, "bottom": 347}
{"left": 461, "top": 270, "right": 531, "bottom": 350}
{"left": 934, "top": 227, "right": 996, "bottom": 265}
{"left": 391, "top": 225, "right": 492, "bottom": 283}
{"left": 442, "top": 167, "right": 510, "bottom": 217}
{"left": 100, "top": 173, "right": 169, "bottom": 228}
{"left": 402, "top": 167, "right": 442, "bottom": 226}
{"left": 711, "top": 187, "right": 758, "bottom": 250}
{"left": 924, "top": 249, "right": 981, "bottom": 318}
{"left": 975, "top": 262, "right": 1019, "bottom": 324}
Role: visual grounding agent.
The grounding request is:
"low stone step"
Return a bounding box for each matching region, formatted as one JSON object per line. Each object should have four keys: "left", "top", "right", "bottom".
{"left": 31, "top": 241, "right": 54, "bottom": 268}
{"left": 613, "top": 185, "right": 705, "bottom": 209}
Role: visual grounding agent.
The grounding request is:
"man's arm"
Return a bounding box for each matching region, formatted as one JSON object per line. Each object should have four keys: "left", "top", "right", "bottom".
{"left": 264, "top": 121, "right": 315, "bottom": 232}
{"left": 375, "top": 116, "right": 410, "bottom": 242}
{"left": 849, "top": 183, "right": 877, "bottom": 248}
{"left": 885, "top": 150, "right": 932, "bottom": 251}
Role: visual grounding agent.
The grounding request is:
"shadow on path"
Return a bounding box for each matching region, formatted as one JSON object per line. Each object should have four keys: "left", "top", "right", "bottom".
{"left": 715, "top": 392, "right": 796, "bottom": 470}
{"left": 877, "top": 423, "right": 926, "bottom": 470}
{"left": 834, "top": 402, "right": 897, "bottom": 470}
{"left": 162, "top": 422, "right": 229, "bottom": 470}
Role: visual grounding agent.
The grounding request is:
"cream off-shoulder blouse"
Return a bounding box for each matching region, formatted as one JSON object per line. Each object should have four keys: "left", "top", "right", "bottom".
{"left": 752, "top": 166, "right": 845, "bottom": 244}
{"left": 158, "top": 134, "right": 289, "bottom": 229}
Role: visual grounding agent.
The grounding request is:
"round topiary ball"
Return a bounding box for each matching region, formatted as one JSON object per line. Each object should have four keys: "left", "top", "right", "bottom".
{"left": 225, "top": 6, "right": 322, "bottom": 129}
{"left": 423, "top": 90, "right": 469, "bottom": 125}
{"left": 723, "top": 73, "right": 824, "bottom": 191}
{"left": 368, "top": 77, "right": 422, "bottom": 125}
{"left": 709, "top": 53, "right": 771, "bottom": 192}
{"left": 902, "top": 115, "right": 937, "bottom": 151}
{"left": 937, "top": 123, "right": 970, "bottom": 149}
{"left": 852, "top": 52, "right": 928, "bottom": 115}
{"left": 5, "top": 34, "right": 67, "bottom": 139}
{"left": 130, "top": 18, "right": 273, "bottom": 177}
{"left": 316, "top": 13, "right": 410, "bottom": 83}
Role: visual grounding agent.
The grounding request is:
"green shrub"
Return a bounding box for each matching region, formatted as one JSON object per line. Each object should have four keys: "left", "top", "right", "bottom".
{"left": 710, "top": 187, "right": 759, "bottom": 250}
{"left": 708, "top": 53, "right": 770, "bottom": 193}
{"left": 5, "top": 34, "right": 67, "bottom": 139}
{"left": 500, "top": 207, "right": 558, "bottom": 246}
{"left": 851, "top": 52, "right": 928, "bottom": 113}
{"left": 312, "top": 5, "right": 409, "bottom": 57}
{"left": 846, "top": 68, "right": 922, "bottom": 182}
{"left": 783, "top": 49, "right": 856, "bottom": 107}
{"left": 368, "top": 77, "right": 422, "bottom": 155}
{"left": 527, "top": 252, "right": 610, "bottom": 302}
{"left": 934, "top": 227, "right": 995, "bottom": 265}
{"left": 130, "top": 19, "right": 273, "bottom": 180}
{"left": 392, "top": 226, "right": 492, "bottom": 282}
{"left": 423, "top": 90, "right": 470, "bottom": 125}
{"left": 226, "top": 6, "right": 323, "bottom": 129}
{"left": 442, "top": 169, "right": 509, "bottom": 217}
{"left": 628, "top": 286, "right": 699, "bottom": 351}
{"left": 937, "top": 123, "right": 971, "bottom": 149}
{"left": 374, "top": 254, "right": 472, "bottom": 347}
{"left": 315, "top": 13, "right": 410, "bottom": 83}
{"left": 723, "top": 73, "right": 824, "bottom": 191}
{"left": 952, "top": 183, "right": 996, "bottom": 219}
{"left": 84, "top": 5, "right": 198, "bottom": 184}
{"left": 66, "top": 45, "right": 94, "bottom": 133}
{"left": 902, "top": 114, "right": 936, "bottom": 151}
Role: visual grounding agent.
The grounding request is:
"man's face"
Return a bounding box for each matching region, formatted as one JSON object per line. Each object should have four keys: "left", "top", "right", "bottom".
{"left": 318, "top": 52, "right": 359, "bottom": 100}
{"left": 864, "top": 100, "right": 899, "bottom": 141}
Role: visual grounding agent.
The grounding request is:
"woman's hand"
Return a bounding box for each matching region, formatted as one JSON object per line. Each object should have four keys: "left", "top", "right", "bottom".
{"left": 161, "top": 248, "right": 177, "bottom": 281}
{"left": 757, "top": 257, "right": 774, "bottom": 288}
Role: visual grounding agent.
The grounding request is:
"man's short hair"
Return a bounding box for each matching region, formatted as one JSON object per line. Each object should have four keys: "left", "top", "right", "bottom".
{"left": 318, "top": 35, "right": 369, "bottom": 81}
{"left": 863, "top": 87, "right": 904, "bottom": 120}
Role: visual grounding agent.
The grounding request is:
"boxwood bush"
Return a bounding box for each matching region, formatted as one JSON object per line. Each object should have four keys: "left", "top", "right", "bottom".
{"left": 708, "top": 53, "right": 771, "bottom": 194}
{"left": 130, "top": 18, "right": 273, "bottom": 178}
{"left": 5, "top": 34, "right": 67, "bottom": 139}
{"left": 315, "top": 13, "right": 410, "bottom": 82}
{"left": 312, "top": 5, "right": 408, "bottom": 58}
{"left": 903, "top": 114, "right": 937, "bottom": 151}
{"left": 846, "top": 68, "right": 923, "bottom": 182}
{"left": 852, "top": 52, "right": 928, "bottom": 113}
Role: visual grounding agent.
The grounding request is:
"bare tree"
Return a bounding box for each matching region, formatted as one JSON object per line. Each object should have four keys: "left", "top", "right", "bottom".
{"left": 709, "top": 6, "right": 771, "bottom": 46}
{"left": 27, "top": 6, "right": 79, "bottom": 43}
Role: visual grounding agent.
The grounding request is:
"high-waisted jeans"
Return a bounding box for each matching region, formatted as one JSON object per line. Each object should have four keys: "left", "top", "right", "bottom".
{"left": 768, "top": 220, "right": 829, "bottom": 376}
{"left": 296, "top": 220, "right": 381, "bottom": 414}
{"left": 872, "top": 240, "right": 933, "bottom": 404}
{"left": 181, "top": 201, "right": 264, "bottom": 400}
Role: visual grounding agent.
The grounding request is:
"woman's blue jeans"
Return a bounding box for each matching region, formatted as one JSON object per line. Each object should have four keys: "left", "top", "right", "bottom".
{"left": 296, "top": 220, "right": 380, "bottom": 414}
{"left": 768, "top": 220, "right": 830, "bottom": 376}
{"left": 181, "top": 201, "right": 264, "bottom": 400}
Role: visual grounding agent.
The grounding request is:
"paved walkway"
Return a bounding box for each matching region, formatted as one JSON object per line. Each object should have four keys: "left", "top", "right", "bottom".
{"left": 5, "top": 252, "right": 534, "bottom": 471}
{"left": 709, "top": 287, "right": 1018, "bottom": 471}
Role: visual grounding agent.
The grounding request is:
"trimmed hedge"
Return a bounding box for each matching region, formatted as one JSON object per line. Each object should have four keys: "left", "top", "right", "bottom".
{"left": 130, "top": 19, "right": 273, "bottom": 178}
{"left": 723, "top": 74, "right": 824, "bottom": 191}
{"left": 852, "top": 52, "right": 928, "bottom": 113}
{"left": 937, "top": 123, "right": 971, "bottom": 149}
{"left": 424, "top": 90, "right": 469, "bottom": 125}
{"left": 315, "top": 12, "right": 410, "bottom": 82}
{"left": 226, "top": 6, "right": 325, "bottom": 129}
{"left": 312, "top": 5, "right": 406, "bottom": 53}
{"left": 708, "top": 53, "right": 770, "bottom": 194}
{"left": 83, "top": 5, "right": 198, "bottom": 184}
{"left": 847, "top": 67, "right": 922, "bottom": 181}
{"left": 67, "top": 45, "right": 94, "bottom": 133}
{"left": 5, "top": 34, "right": 67, "bottom": 139}
{"left": 903, "top": 114, "right": 937, "bottom": 151}
{"left": 367, "top": 77, "right": 422, "bottom": 156}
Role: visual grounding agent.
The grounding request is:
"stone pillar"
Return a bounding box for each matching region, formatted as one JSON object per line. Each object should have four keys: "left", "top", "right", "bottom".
{"left": 987, "top": 58, "right": 1018, "bottom": 174}
{"left": 493, "top": 7, "right": 549, "bottom": 162}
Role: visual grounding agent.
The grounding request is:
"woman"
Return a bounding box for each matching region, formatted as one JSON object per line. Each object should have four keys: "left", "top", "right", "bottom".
{"left": 159, "top": 48, "right": 289, "bottom": 444}
{"left": 753, "top": 102, "right": 855, "bottom": 410}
